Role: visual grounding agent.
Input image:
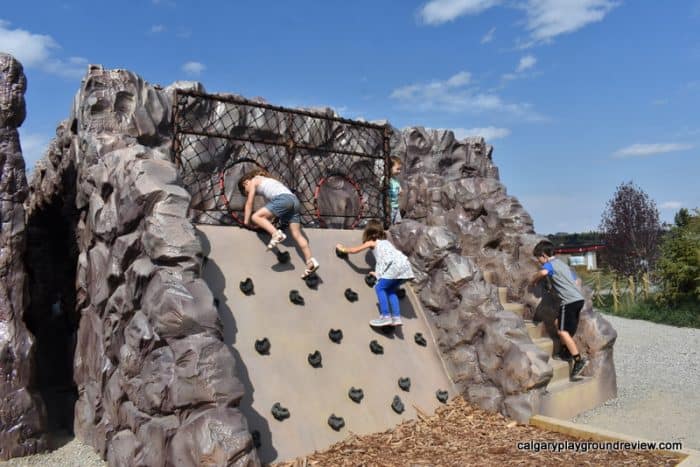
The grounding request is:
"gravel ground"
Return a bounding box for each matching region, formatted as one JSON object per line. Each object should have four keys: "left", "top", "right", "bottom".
{"left": 0, "top": 433, "right": 104, "bottom": 467}
{"left": 573, "top": 313, "right": 700, "bottom": 450}
{"left": 2, "top": 314, "right": 696, "bottom": 465}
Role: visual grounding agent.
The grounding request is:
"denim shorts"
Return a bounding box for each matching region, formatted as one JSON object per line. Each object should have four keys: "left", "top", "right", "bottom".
{"left": 265, "top": 193, "right": 301, "bottom": 224}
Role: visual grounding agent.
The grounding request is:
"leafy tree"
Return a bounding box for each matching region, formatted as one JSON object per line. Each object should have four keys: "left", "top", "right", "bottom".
{"left": 656, "top": 208, "right": 700, "bottom": 304}
{"left": 599, "top": 181, "right": 660, "bottom": 277}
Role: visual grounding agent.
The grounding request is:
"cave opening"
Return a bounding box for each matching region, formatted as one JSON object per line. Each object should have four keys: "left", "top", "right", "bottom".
{"left": 24, "top": 163, "right": 80, "bottom": 435}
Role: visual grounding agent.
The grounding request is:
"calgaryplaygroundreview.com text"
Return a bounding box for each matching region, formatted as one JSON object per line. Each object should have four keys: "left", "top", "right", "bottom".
{"left": 517, "top": 440, "right": 684, "bottom": 453}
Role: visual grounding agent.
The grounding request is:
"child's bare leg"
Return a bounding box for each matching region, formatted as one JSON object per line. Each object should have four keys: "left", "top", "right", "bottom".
{"left": 288, "top": 223, "right": 312, "bottom": 263}
{"left": 557, "top": 328, "right": 579, "bottom": 356}
{"left": 251, "top": 208, "right": 277, "bottom": 236}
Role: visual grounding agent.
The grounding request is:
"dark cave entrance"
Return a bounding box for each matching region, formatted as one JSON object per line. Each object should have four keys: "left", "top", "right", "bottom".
{"left": 24, "top": 164, "right": 80, "bottom": 434}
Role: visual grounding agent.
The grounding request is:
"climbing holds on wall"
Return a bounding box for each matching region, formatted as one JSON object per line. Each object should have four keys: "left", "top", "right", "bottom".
{"left": 348, "top": 387, "right": 364, "bottom": 403}
{"left": 271, "top": 403, "right": 290, "bottom": 421}
{"left": 396, "top": 288, "right": 406, "bottom": 299}
{"left": 255, "top": 338, "right": 270, "bottom": 355}
{"left": 335, "top": 247, "right": 348, "bottom": 259}
{"left": 414, "top": 332, "right": 427, "bottom": 347}
{"left": 391, "top": 395, "right": 405, "bottom": 414}
{"left": 398, "top": 377, "right": 411, "bottom": 392}
{"left": 289, "top": 290, "right": 305, "bottom": 305}
{"left": 307, "top": 350, "right": 322, "bottom": 368}
{"left": 436, "top": 390, "right": 449, "bottom": 403}
{"left": 304, "top": 273, "right": 320, "bottom": 289}
{"left": 240, "top": 277, "right": 255, "bottom": 295}
{"left": 328, "top": 329, "right": 343, "bottom": 344}
{"left": 369, "top": 340, "right": 384, "bottom": 354}
{"left": 276, "top": 250, "right": 290, "bottom": 264}
{"left": 327, "top": 414, "right": 345, "bottom": 431}
{"left": 365, "top": 273, "right": 377, "bottom": 288}
{"left": 344, "top": 288, "right": 358, "bottom": 302}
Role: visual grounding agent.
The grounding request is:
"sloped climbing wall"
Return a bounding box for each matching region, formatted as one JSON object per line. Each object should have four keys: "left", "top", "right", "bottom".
{"left": 198, "top": 226, "right": 455, "bottom": 463}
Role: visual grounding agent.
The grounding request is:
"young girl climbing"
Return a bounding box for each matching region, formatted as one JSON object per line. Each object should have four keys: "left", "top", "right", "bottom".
{"left": 238, "top": 169, "right": 319, "bottom": 279}
{"left": 335, "top": 220, "right": 414, "bottom": 327}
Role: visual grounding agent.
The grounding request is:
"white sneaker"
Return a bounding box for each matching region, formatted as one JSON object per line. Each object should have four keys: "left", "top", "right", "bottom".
{"left": 370, "top": 316, "right": 393, "bottom": 327}
{"left": 267, "top": 230, "right": 287, "bottom": 249}
{"left": 391, "top": 317, "right": 403, "bottom": 326}
{"left": 301, "top": 257, "right": 320, "bottom": 279}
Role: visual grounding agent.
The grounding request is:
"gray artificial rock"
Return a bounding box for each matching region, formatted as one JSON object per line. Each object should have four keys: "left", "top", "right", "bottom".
{"left": 106, "top": 430, "right": 143, "bottom": 467}
{"left": 169, "top": 407, "right": 260, "bottom": 467}
{"left": 0, "top": 53, "right": 48, "bottom": 460}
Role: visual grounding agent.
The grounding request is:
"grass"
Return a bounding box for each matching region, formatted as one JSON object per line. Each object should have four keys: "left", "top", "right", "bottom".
{"left": 595, "top": 295, "right": 700, "bottom": 329}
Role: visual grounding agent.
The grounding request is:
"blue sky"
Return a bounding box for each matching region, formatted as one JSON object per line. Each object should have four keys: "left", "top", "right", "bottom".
{"left": 2, "top": 0, "right": 698, "bottom": 234}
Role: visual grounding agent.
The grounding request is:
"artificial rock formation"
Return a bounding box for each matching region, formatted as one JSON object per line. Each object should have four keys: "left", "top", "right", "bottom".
{"left": 11, "top": 61, "right": 616, "bottom": 464}
{"left": 0, "top": 53, "right": 48, "bottom": 459}
{"left": 27, "top": 66, "right": 259, "bottom": 465}
{"left": 389, "top": 128, "right": 617, "bottom": 420}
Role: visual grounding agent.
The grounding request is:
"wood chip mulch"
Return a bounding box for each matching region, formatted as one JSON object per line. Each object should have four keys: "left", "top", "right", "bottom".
{"left": 273, "top": 396, "right": 683, "bottom": 467}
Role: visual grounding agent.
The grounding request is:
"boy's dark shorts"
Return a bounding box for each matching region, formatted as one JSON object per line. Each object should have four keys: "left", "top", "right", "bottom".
{"left": 558, "top": 300, "right": 584, "bottom": 336}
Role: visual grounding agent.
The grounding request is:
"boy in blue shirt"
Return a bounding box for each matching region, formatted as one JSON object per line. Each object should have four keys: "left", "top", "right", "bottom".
{"left": 531, "top": 240, "right": 588, "bottom": 379}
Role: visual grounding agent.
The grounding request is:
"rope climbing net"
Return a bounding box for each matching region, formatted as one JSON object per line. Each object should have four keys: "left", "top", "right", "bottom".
{"left": 172, "top": 89, "right": 390, "bottom": 229}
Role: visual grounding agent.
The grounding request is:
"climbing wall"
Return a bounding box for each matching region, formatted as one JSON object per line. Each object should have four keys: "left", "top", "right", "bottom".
{"left": 198, "top": 226, "right": 455, "bottom": 463}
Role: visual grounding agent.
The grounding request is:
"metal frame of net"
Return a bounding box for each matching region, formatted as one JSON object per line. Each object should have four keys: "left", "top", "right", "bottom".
{"left": 172, "top": 89, "right": 390, "bottom": 229}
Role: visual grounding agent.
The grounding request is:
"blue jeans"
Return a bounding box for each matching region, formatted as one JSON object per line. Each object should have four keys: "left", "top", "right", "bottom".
{"left": 375, "top": 278, "right": 405, "bottom": 317}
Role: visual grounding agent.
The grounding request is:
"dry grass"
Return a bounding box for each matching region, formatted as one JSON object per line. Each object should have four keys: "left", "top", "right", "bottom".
{"left": 273, "top": 396, "right": 682, "bottom": 466}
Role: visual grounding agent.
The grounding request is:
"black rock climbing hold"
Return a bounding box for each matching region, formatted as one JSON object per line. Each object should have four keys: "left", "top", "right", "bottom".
{"left": 213, "top": 297, "right": 220, "bottom": 309}
{"left": 304, "top": 273, "right": 320, "bottom": 290}
{"left": 414, "top": 332, "right": 427, "bottom": 347}
{"left": 391, "top": 395, "right": 405, "bottom": 414}
{"left": 307, "top": 350, "right": 322, "bottom": 368}
{"left": 254, "top": 338, "right": 270, "bottom": 355}
{"left": 271, "top": 403, "right": 290, "bottom": 421}
{"left": 436, "top": 390, "right": 449, "bottom": 403}
{"left": 365, "top": 273, "right": 377, "bottom": 288}
{"left": 327, "top": 414, "right": 345, "bottom": 431}
{"left": 396, "top": 288, "right": 406, "bottom": 299}
{"left": 348, "top": 387, "right": 364, "bottom": 403}
{"left": 289, "top": 289, "right": 305, "bottom": 305}
{"left": 328, "top": 329, "right": 343, "bottom": 344}
{"left": 251, "top": 430, "right": 261, "bottom": 449}
{"left": 369, "top": 340, "right": 384, "bottom": 355}
{"left": 344, "top": 288, "right": 358, "bottom": 302}
{"left": 335, "top": 247, "right": 348, "bottom": 259}
{"left": 398, "top": 377, "right": 411, "bottom": 392}
{"left": 240, "top": 278, "right": 254, "bottom": 296}
{"left": 276, "top": 250, "right": 290, "bottom": 264}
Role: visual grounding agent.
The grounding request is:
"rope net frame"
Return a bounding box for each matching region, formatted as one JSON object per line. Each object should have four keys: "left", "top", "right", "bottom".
{"left": 172, "top": 90, "right": 390, "bottom": 229}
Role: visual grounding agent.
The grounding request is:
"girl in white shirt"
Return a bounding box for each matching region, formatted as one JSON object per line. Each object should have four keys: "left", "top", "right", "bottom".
{"left": 238, "top": 169, "right": 319, "bottom": 278}
{"left": 336, "top": 220, "right": 415, "bottom": 327}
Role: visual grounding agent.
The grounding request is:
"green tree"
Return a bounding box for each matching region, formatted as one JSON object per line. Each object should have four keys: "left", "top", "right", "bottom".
{"left": 656, "top": 208, "right": 700, "bottom": 304}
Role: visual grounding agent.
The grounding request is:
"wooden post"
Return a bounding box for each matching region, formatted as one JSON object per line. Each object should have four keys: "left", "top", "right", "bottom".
{"left": 612, "top": 278, "right": 619, "bottom": 312}
{"left": 642, "top": 273, "right": 650, "bottom": 300}
{"left": 628, "top": 276, "right": 636, "bottom": 303}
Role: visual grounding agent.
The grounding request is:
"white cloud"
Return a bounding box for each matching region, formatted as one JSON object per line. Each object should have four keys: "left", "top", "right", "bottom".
{"left": 19, "top": 131, "right": 50, "bottom": 169}
{"left": 481, "top": 27, "right": 496, "bottom": 43}
{"left": 451, "top": 126, "right": 511, "bottom": 140}
{"left": 612, "top": 143, "right": 694, "bottom": 158}
{"left": 151, "top": 24, "right": 166, "bottom": 33}
{"left": 0, "top": 20, "right": 86, "bottom": 78}
{"left": 517, "top": 54, "right": 537, "bottom": 72}
{"left": 660, "top": 201, "right": 683, "bottom": 210}
{"left": 419, "top": 0, "right": 501, "bottom": 25}
{"left": 521, "top": 0, "right": 619, "bottom": 46}
{"left": 390, "top": 70, "right": 543, "bottom": 120}
{"left": 182, "top": 61, "right": 205, "bottom": 76}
